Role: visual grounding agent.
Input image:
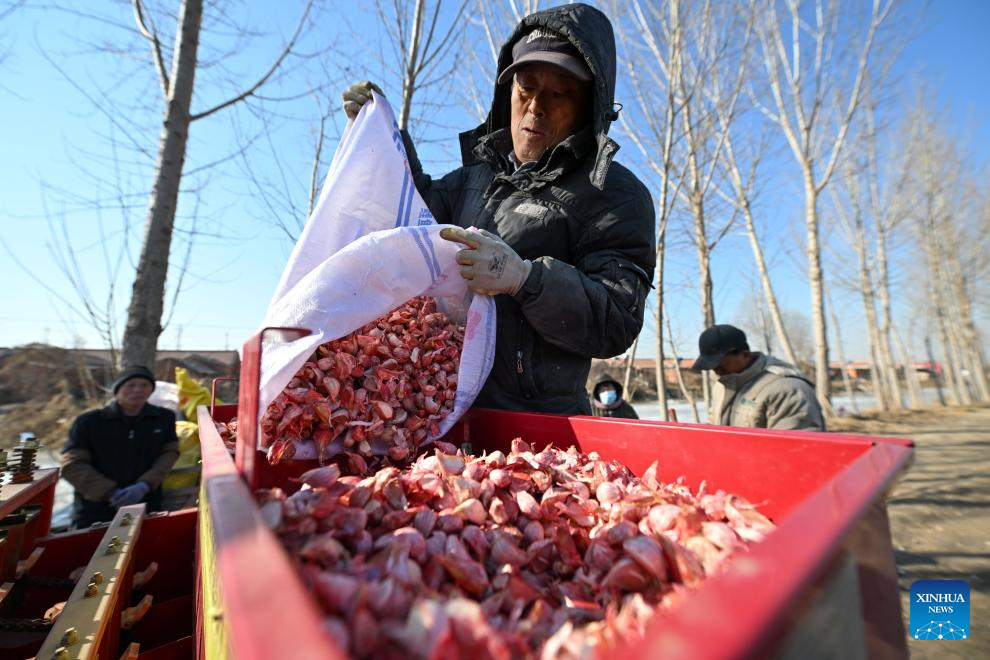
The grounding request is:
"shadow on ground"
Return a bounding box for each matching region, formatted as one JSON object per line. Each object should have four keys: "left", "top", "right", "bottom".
{"left": 839, "top": 405, "right": 990, "bottom": 660}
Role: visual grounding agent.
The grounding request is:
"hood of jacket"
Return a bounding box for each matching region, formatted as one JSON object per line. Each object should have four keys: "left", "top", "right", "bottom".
{"left": 458, "top": 3, "right": 619, "bottom": 189}
{"left": 591, "top": 377, "right": 624, "bottom": 410}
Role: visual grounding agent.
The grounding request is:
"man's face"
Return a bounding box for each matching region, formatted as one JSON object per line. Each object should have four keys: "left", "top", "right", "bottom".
{"left": 115, "top": 378, "right": 153, "bottom": 411}
{"left": 510, "top": 64, "right": 591, "bottom": 163}
{"left": 714, "top": 351, "right": 751, "bottom": 377}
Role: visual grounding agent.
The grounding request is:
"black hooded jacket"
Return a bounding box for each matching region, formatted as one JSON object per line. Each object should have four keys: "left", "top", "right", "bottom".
{"left": 404, "top": 4, "right": 655, "bottom": 414}
{"left": 591, "top": 377, "right": 638, "bottom": 419}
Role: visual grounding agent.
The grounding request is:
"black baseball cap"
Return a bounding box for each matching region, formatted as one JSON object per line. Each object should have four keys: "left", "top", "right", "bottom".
{"left": 112, "top": 365, "right": 156, "bottom": 394}
{"left": 497, "top": 28, "right": 592, "bottom": 85}
{"left": 691, "top": 325, "right": 749, "bottom": 371}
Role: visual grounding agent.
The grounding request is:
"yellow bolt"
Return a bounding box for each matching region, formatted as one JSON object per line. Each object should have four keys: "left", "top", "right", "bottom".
{"left": 90, "top": 571, "right": 103, "bottom": 585}
{"left": 120, "top": 513, "right": 132, "bottom": 526}
{"left": 84, "top": 581, "right": 98, "bottom": 598}
{"left": 61, "top": 627, "right": 79, "bottom": 645}
{"left": 53, "top": 646, "right": 69, "bottom": 659}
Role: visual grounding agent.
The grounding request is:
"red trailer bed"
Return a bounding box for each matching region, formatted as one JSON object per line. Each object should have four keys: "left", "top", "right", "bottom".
{"left": 196, "top": 400, "right": 912, "bottom": 659}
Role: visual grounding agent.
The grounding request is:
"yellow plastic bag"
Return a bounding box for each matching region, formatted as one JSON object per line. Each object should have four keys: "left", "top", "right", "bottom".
{"left": 162, "top": 420, "right": 201, "bottom": 491}
{"left": 176, "top": 367, "right": 219, "bottom": 423}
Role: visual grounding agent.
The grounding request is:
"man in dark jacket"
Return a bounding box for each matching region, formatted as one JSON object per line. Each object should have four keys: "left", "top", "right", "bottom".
{"left": 591, "top": 377, "right": 638, "bottom": 419}
{"left": 61, "top": 366, "right": 179, "bottom": 527}
{"left": 342, "top": 4, "right": 655, "bottom": 415}
{"left": 692, "top": 325, "right": 825, "bottom": 431}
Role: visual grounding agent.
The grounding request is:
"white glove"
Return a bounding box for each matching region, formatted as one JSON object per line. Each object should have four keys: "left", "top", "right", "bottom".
{"left": 440, "top": 226, "right": 533, "bottom": 296}
{"left": 342, "top": 81, "right": 384, "bottom": 120}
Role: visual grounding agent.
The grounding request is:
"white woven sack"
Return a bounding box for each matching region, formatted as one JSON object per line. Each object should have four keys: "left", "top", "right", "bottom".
{"left": 257, "top": 93, "right": 495, "bottom": 458}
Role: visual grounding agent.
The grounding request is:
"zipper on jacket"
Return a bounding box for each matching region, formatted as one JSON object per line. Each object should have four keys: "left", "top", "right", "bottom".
{"left": 516, "top": 351, "right": 524, "bottom": 375}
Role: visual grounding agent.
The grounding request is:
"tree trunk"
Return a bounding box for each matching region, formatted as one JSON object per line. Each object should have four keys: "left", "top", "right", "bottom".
{"left": 120, "top": 0, "right": 202, "bottom": 370}
{"left": 829, "top": 298, "right": 857, "bottom": 414}
{"left": 945, "top": 318, "right": 973, "bottom": 404}
{"left": 941, "top": 227, "right": 990, "bottom": 401}
{"left": 742, "top": 200, "right": 798, "bottom": 366}
{"left": 654, "top": 225, "right": 669, "bottom": 421}
{"left": 926, "top": 212, "right": 971, "bottom": 405}
{"left": 665, "top": 306, "right": 700, "bottom": 423}
{"left": 623, "top": 335, "right": 639, "bottom": 398}
{"left": 933, "top": 300, "right": 965, "bottom": 405}
{"left": 894, "top": 326, "right": 922, "bottom": 409}
{"left": 803, "top": 175, "right": 832, "bottom": 412}
{"left": 398, "top": 0, "right": 426, "bottom": 132}
{"left": 874, "top": 221, "right": 903, "bottom": 408}
{"left": 853, "top": 223, "right": 890, "bottom": 411}
{"left": 924, "top": 335, "right": 947, "bottom": 407}
{"left": 693, "top": 202, "right": 715, "bottom": 417}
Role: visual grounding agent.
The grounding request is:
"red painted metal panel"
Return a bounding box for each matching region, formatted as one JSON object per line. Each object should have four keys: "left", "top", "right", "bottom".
{"left": 198, "top": 404, "right": 343, "bottom": 660}
{"left": 129, "top": 594, "right": 194, "bottom": 651}
{"left": 200, "top": 401, "right": 911, "bottom": 659}
{"left": 133, "top": 509, "right": 198, "bottom": 603}
{"left": 199, "top": 329, "right": 912, "bottom": 658}
{"left": 460, "top": 410, "right": 882, "bottom": 519}
{"left": 0, "top": 468, "right": 57, "bottom": 533}
{"left": 32, "top": 526, "right": 103, "bottom": 577}
{"left": 136, "top": 636, "right": 194, "bottom": 660}
{"left": 236, "top": 328, "right": 311, "bottom": 490}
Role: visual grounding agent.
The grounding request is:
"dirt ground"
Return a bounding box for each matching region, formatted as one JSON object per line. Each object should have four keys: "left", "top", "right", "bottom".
{"left": 831, "top": 405, "right": 990, "bottom": 659}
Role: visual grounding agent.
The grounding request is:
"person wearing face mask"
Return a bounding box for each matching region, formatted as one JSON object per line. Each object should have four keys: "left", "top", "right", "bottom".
{"left": 341, "top": 4, "right": 654, "bottom": 416}
{"left": 61, "top": 366, "right": 179, "bottom": 528}
{"left": 590, "top": 377, "right": 638, "bottom": 419}
{"left": 691, "top": 325, "right": 825, "bottom": 431}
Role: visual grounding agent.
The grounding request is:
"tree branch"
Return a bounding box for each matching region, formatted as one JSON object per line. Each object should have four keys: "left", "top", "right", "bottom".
{"left": 132, "top": 0, "right": 170, "bottom": 97}
{"left": 190, "top": 0, "right": 314, "bottom": 121}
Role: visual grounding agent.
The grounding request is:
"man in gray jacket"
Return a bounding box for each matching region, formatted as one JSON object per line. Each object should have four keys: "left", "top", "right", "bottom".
{"left": 342, "top": 4, "right": 654, "bottom": 415}
{"left": 692, "top": 325, "right": 825, "bottom": 431}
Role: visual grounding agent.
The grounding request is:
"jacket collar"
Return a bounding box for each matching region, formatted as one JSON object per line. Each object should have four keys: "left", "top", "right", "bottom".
{"left": 591, "top": 397, "right": 623, "bottom": 411}
{"left": 474, "top": 126, "right": 597, "bottom": 194}
{"left": 717, "top": 352, "right": 768, "bottom": 391}
{"left": 101, "top": 401, "right": 162, "bottom": 420}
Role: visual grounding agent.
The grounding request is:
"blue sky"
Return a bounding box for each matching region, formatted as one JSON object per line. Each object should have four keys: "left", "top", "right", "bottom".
{"left": 1, "top": 0, "right": 987, "bottom": 361}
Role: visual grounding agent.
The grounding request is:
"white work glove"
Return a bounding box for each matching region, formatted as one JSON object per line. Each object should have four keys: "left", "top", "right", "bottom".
{"left": 342, "top": 81, "right": 384, "bottom": 120}
{"left": 440, "top": 226, "right": 533, "bottom": 296}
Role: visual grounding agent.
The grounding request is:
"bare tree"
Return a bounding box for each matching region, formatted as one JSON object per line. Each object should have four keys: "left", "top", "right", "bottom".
{"left": 460, "top": 0, "right": 541, "bottom": 124}
{"left": 900, "top": 100, "right": 989, "bottom": 404}
{"left": 753, "top": 0, "right": 895, "bottom": 410}
{"left": 827, "top": 289, "right": 858, "bottom": 413}
{"left": 865, "top": 101, "right": 907, "bottom": 409}
{"left": 661, "top": 0, "right": 752, "bottom": 411}
{"left": 718, "top": 121, "right": 797, "bottom": 364}
{"left": 612, "top": 0, "right": 696, "bottom": 421}
{"left": 117, "top": 0, "right": 327, "bottom": 369}
{"left": 665, "top": 305, "right": 701, "bottom": 423}
{"left": 622, "top": 335, "right": 639, "bottom": 396}
{"left": 831, "top": 145, "right": 898, "bottom": 410}
{"left": 374, "top": 0, "right": 469, "bottom": 133}
{"left": 893, "top": 326, "right": 922, "bottom": 408}
{"left": 736, "top": 282, "right": 775, "bottom": 355}
{"left": 780, "top": 308, "right": 814, "bottom": 366}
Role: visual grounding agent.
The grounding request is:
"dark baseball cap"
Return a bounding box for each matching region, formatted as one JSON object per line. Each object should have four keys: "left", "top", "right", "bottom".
{"left": 691, "top": 325, "right": 749, "bottom": 371}
{"left": 497, "top": 28, "right": 592, "bottom": 85}
{"left": 112, "top": 365, "right": 156, "bottom": 394}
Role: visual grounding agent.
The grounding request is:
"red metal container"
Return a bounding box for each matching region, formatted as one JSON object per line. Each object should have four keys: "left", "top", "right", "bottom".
{"left": 195, "top": 330, "right": 913, "bottom": 659}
